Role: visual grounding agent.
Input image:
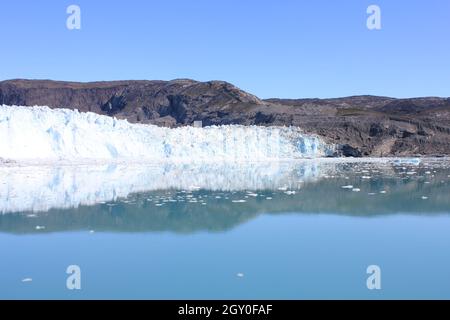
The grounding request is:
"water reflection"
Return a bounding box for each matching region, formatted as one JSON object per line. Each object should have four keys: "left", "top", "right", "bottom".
{"left": 1, "top": 159, "right": 450, "bottom": 234}
{"left": 0, "top": 161, "right": 328, "bottom": 213}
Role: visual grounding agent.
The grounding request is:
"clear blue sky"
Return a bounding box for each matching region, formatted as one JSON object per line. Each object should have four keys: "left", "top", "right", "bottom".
{"left": 0, "top": 0, "right": 449, "bottom": 98}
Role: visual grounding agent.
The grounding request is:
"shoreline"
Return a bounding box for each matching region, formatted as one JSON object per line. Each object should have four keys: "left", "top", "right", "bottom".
{"left": 1, "top": 156, "right": 448, "bottom": 168}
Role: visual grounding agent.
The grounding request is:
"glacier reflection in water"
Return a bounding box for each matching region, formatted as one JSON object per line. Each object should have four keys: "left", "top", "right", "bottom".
{"left": 1, "top": 159, "right": 450, "bottom": 234}
{"left": 0, "top": 161, "right": 328, "bottom": 214}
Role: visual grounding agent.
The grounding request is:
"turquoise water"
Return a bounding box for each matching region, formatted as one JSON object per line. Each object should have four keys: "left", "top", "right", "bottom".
{"left": 1, "top": 160, "right": 450, "bottom": 299}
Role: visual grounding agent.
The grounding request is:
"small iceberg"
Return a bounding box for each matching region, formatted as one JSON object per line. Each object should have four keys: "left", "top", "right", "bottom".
{"left": 392, "top": 158, "right": 421, "bottom": 166}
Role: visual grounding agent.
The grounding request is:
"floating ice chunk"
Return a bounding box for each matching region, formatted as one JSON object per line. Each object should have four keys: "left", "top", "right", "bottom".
{"left": 341, "top": 185, "right": 354, "bottom": 189}
{"left": 393, "top": 159, "right": 421, "bottom": 166}
{"left": 232, "top": 200, "right": 247, "bottom": 203}
{"left": 21, "top": 278, "right": 33, "bottom": 283}
{"left": 284, "top": 191, "right": 296, "bottom": 195}
{"left": 352, "top": 188, "right": 361, "bottom": 192}
{"left": 35, "top": 225, "right": 45, "bottom": 230}
{"left": 236, "top": 273, "right": 244, "bottom": 278}
{"left": 421, "top": 196, "right": 429, "bottom": 200}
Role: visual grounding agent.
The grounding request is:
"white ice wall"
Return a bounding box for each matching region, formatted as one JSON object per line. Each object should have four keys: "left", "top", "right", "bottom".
{"left": 0, "top": 105, "right": 335, "bottom": 161}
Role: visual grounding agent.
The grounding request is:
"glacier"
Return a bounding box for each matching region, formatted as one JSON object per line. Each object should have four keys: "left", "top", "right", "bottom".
{"left": 0, "top": 105, "right": 335, "bottom": 162}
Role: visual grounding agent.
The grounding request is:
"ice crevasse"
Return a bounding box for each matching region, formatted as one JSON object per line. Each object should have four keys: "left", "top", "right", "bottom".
{"left": 0, "top": 105, "right": 336, "bottom": 161}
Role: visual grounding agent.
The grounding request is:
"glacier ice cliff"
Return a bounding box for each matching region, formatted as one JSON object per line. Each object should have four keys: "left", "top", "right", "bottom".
{"left": 0, "top": 105, "right": 335, "bottom": 161}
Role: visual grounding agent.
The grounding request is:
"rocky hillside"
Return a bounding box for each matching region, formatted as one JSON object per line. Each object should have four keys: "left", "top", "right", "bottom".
{"left": 1, "top": 79, "right": 450, "bottom": 157}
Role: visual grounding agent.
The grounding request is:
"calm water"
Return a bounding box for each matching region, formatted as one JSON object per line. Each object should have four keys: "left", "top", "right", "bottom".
{"left": 1, "top": 159, "right": 450, "bottom": 299}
